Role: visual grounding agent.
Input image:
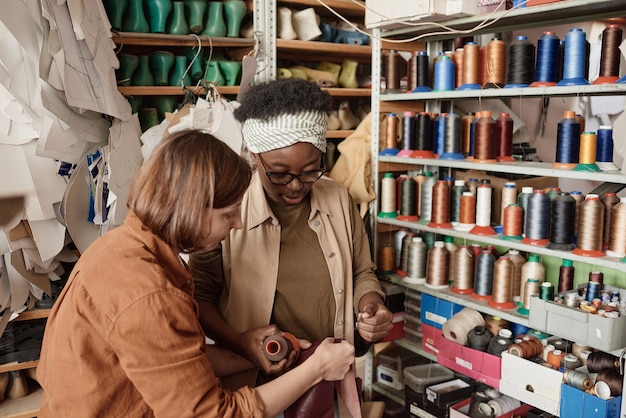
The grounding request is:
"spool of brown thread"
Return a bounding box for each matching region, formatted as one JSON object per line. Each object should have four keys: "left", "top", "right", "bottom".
{"left": 263, "top": 333, "right": 301, "bottom": 362}
{"left": 385, "top": 50, "right": 401, "bottom": 92}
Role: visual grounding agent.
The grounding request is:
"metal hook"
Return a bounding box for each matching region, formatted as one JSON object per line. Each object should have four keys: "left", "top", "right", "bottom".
{"left": 181, "top": 34, "right": 203, "bottom": 91}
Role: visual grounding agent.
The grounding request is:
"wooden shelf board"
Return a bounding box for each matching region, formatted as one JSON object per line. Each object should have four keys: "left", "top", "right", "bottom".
{"left": 112, "top": 32, "right": 255, "bottom": 48}
{"left": 0, "top": 361, "right": 38, "bottom": 375}
{"left": 322, "top": 87, "right": 371, "bottom": 97}
{"left": 118, "top": 86, "right": 240, "bottom": 96}
{"left": 13, "top": 309, "right": 50, "bottom": 322}
{"left": 0, "top": 386, "right": 42, "bottom": 418}
{"left": 278, "top": 0, "right": 366, "bottom": 16}
{"left": 277, "top": 39, "right": 372, "bottom": 58}
{"left": 326, "top": 130, "right": 355, "bottom": 138}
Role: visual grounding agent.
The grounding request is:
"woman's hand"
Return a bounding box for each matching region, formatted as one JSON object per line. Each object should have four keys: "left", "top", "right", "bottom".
{"left": 356, "top": 296, "right": 394, "bottom": 342}
{"left": 309, "top": 338, "right": 355, "bottom": 382}
{"left": 239, "top": 325, "right": 305, "bottom": 375}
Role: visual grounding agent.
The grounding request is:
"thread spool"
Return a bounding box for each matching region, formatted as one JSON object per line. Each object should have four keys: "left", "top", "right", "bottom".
{"left": 439, "top": 113, "right": 464, "bottom": 160}
{"left": 419, "top": 172, "right": 436, "bottom": 222}
{"left": 397, "top": 232, "right": 416, "bottom": 277}
{"left": 433, "top": 54, "right": 455, "bottom": 91}
{"left": 432, "top": 113, "right": 444, "bottom": 156}
{"left": 592, "top": 24, "right": 623, "bottom": 85}
{"left": 473, "top": 111, "right": 497, "bottom": 162}
{"left": 451, "top": 245, "right": 474, "bottom": 294}
{"left": 586, "top": 351, "right": 620, "bottom": 373}
{"left": 489, "top": 256, "right": 516, "bottom": 309}
{"left": 444, "top": 236, "right": 457, "bottom": 284}
{"left": 455, "top": 191, "right": 476, "bottom": 232}
{"left": 408, "top": 51, "right": 431, "bottom": 92}
{"left": 519, "top": 278, "right": 540, "bottom": 315}
{"left": 381, "top": 113, "right": 400, "bottom": 156}
{"left": 442, "top": 307, "right": 485, "bottom": 345}
{"left": 429, "top": 181, "right": 452, "bottom": 228}
{"left": 411, "top": 112, "right": 435, "bottom": 158}
{"left": 596, "top": 126, "right": 619, "bottom": 171}
{"left": 398, "top": 111, "right": 416, "bottom": 157}
{"left": 502, "top": 204, "right": 523, "bottom": 241}
{"left": 458, "top": 42, "right": 481, "bottom": 90}
{"left": 517, "top": 186, "right": 533, "bottom": 236}
{"left": 519, "top": 254, "right": 544, "bottom": 306}
{"left": 571, "top": 191, "right": 584, "bottom": 238}
{"left": 450, "top": 180, "right": 468, "bottom": 226}
{"left": 596, "top": 368, "right": 624, "bottom": 397}
{"left": 540, "top": 282, "right": 554, "bottom": 301}
{"left": 398, "top": 177, "right": 419, "bottom": 221}
{"left": 532, "top": 31, "right": 560, "bottom": 86}
{"left": 562, "top": 353, "right": 582, "bottom": 370}
{"left": 497, "top": 181, "right": 516, "bottom": 224}
{"left": 263, "top": 332, "right": 300, "bottom": 362}
{"left": 558, "top": 259, "right": 575, "bottom": 292}
{"left": 471, "top": 184, "right": 496, "bottom": 235}
{"left": 607, "top": 197, "right": 626, "bottom": 257}
{"left": 496, "top": 113, "right": 515, "bottom": 162}
{"left": 573, "top": 131, "right": 600, "bottom": 172}
{"left": 601, "top": 192, "right": 619, "bottom": 250}
{"left": 425, "top": 241, "right": 450, "bottom": 289}
{"left": 472, "top": 250, "right": 495, "bottom": 300}
{"left": 378, "top": 173, "right": 397, "bottom": 218}
{"left": 563, "top": 369, "right": 593, "bottom": 391}
{"left": 573, "top": 194, "right": 605, "bottom": 257}
{"left": 505, "top": 35, "right": 535, "bottom": 88}
{"left": 484, "top": 315, "right": 509, "bottom": 337}
{"left": 405, "top": 236, "right": 427, "bottom": 284}
{"left": 554, "top": 111, "right": 581, "bottom": 168}
{"left": 467, "top": 325, "right": 493, "bottom": 352}
{"left": 547, "top": 192, "right": 576, "bottom": 251}
{"left": 483, "top": 38, "right": 506, "bottom": 88}
{"left": 385, "top": 49, "right": 401, "bottom": 92}
{"left": 486, "top": 395, "right": 521, "bottom": 417}
{"left": 393, "top": 229, "right": 408, "bottom": 269}
{"left": 522, "top": 190, "right": 550, "bottom": 246}
{"left": 377, "top": 244, "right": 395, "bottom": 274}
{"left": 453, "top": 48, "right": 464, "bottom": 88}
{"left": 508, "top": 250, "right": 525, "bottom": 302}
{"left": 507, "top": 335, "right": 543, "bottom": 358}
{"left": 558, "top": 28, "right": 589, "bottom": 86}
{"left": 461, "top": 113, "right": 475, "bottom": 156}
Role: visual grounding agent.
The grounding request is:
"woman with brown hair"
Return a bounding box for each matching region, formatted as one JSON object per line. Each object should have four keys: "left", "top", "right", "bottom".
{"left": 37, "top": 129, "right": 355, "bottom": 417}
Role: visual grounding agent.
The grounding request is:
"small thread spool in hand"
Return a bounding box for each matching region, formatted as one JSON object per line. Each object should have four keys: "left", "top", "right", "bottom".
{"left": 263, "top": 333, "right": 300, "bottom": 362}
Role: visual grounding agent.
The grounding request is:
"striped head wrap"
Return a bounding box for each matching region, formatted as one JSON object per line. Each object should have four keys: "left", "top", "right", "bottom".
{"left": 241, "top": 110, "right": 328, "bottom": 153}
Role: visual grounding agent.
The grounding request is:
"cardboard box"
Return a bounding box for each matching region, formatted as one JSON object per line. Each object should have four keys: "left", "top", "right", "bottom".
{"left": 529, "top": 293, "right": 626, "bottom": 351}
{"left": 499, "top": 352, "right": 562, "bottom": 415}
{"left": 457, "top": 170, "right": 558, "bottom": 224}
{"left": 426, "top": 379, "right": 474, "bottom": 407}
{"left": 365, "top": 0, "right": 477, "bottom": 30}
{"left": 421, "top": 294, "right": 464, "bottom": 330}
{"left": 436, "top": 334, "right": 502, "bottom": 389}
{"left": 421, "top": 323, "right": 444, "bottom": 356}
{"left": 381, "top": 280, "right": 406, "bottom": 313}
{"left": 560, "top": 383, "right": 622, "bottom": 418}
{"left": 382, "top": 312, "right": 405, "bottom": 342}
{"left": 449, "top": 397, "right": 533, "bottom": 418}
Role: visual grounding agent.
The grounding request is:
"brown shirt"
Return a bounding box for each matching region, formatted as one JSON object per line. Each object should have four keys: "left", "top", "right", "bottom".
{"left": 37, "top": 212, "right": 264, "bottom": 417}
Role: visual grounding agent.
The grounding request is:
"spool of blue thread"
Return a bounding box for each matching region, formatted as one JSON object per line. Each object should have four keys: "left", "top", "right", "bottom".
{"left": 558, "top": 28, "right": 590, "bottom": 86}
{"left": 586, "top": 281, "right": 601, "bottom": 303}
{"left": 434, "top": 55, "right": 455, "bottom": 91}
{"left": 553, "top": 111, "right": 580, "bottom": 168}
{"left": 532, "top": 31, "right": 560, "bottom": 86}
{"left": 596, "top": 126, "right": 619, "bottom": 171}
{"left": 510, "top": 322, "right": 530, "bottom": 337}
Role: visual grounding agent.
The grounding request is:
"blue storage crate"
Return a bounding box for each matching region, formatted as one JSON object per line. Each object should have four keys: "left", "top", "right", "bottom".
{"left": 420, "top": 294, "right": 464, "bottom": 329}
{"left": 560, "top": 383, "right": 622, "bottom": 418}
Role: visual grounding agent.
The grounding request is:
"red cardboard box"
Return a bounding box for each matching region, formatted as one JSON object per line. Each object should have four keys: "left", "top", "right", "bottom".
{"left": 421, "top": 323, "right": 444, "bottom": 356}
{"left": 436, "top": 334, "right": 502, "bottom": 389}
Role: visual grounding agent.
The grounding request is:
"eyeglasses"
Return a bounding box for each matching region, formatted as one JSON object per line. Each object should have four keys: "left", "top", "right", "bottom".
{"left": 257, "top": 154, "right": 325, "bottom": 185}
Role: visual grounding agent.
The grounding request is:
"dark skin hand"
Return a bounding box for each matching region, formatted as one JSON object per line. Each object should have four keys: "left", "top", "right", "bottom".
{"left": 356, "top": 291, "right": 394, "bottom": 342}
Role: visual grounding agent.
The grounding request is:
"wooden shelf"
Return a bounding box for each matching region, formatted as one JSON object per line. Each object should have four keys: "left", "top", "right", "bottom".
{"left": 327, "top": 130, "right": 355, "bottom": 138}
{"left": 117, "top": 86, "right": 240, "bottom": 96}
{"left": 0, "top": 361, "right": 38, "bottom": 375}
{"left": 279, "top": 0, "right": 366, "bottom": 16}
{"left": 277, "top": 39, "right": 372, "bottom": 59}
{"left": 111, "top": 32, "right": 255, "bottom": 48}
{"left": 13, "top": 309, "right": 50, "bottom": 322}
{"left": 0, "top": 386, "right": 42, "bottom": 418}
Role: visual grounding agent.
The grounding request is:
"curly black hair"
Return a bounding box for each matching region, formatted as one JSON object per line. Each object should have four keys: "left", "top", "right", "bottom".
{"left": 234, "top": 78, "right": 335, "bottom": 122}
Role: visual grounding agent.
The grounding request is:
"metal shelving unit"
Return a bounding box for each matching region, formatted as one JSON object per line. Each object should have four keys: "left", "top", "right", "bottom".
{"left": 366, "top": 0, "right": 626, "bottom": 412}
